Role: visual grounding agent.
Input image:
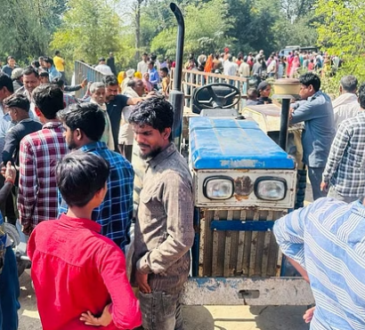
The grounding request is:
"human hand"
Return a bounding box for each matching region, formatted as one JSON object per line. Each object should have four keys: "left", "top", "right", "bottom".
{"left": 320, "top": 181, "right": 328, "bottom": 192}
{"left": 81, "top": 78, "right": 88, "bottom": 88}
{"left": 80, "top": 304, "right": 112, "bottom": 327}
{"left": 4, "top": 162, "right": 16, "bottom": 183}
{"left": 136, "top": 270, "right": 151, "bottom": 294}
{"left": 22, "top": 224, "right": 33, "bottom": 236}
{"left": 303, "top": 306, "right": 315, "bottom": 323}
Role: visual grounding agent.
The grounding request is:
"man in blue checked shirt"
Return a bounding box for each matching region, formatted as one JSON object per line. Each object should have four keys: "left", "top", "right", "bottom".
{"left": 274, "top": 197, "right": 365, "bottom": 329}
{"left": 57, "top": 103, "right": 134, "bottom": 252}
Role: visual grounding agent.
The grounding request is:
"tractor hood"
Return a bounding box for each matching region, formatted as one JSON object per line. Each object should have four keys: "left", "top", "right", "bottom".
{"left": 190, "top": 117, "right": 295, "bottom": 170}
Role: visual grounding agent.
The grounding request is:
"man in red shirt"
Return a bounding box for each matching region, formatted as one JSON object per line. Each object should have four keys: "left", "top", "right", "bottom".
{"left": 28, "top": 151, "right": 142, "bottom": 330}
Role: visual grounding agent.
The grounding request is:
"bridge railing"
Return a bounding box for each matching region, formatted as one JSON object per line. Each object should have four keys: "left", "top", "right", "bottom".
{"left": 74, "top": 61, "right": 108, "bottom": 98}
{"left": 171, "top": 69, "right": 248, "bottom": 112}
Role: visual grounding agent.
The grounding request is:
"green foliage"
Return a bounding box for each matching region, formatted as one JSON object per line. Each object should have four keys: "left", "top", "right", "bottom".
{"left": 0, "top": 0, "right": 65, "bottom": 62}
{"left": 51, "top": 0, "right": 130, "bottom": 68}
{"left": 315, "top": 0, "right": 365, "bottom": 94}
{"left": 150, "top": 0, "right": 231, "bottom": 56}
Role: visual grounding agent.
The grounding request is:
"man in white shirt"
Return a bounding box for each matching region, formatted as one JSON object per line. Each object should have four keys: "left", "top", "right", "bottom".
{"left": 239, "top": 57, "right": 250, "bottom": 95}
{"left": 267, "top": 55, "right": 277, "bottom": 78}
{"left": 224, "top": 55, "right": 238, "bottom": 76}
{"left": 94, "top": 57, "right": 113, "bottom": 76}
{"left": 332, "top": 75, "right": 360, "bottom": 129}
{"left": 137, "top": 53, "right": 149, "bottom": 74}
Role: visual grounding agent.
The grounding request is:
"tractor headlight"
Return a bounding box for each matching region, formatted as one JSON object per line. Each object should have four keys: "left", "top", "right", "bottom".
{"left": 255, "top": 177, "right": 287, "bottom": 201}
{"left": 203, "top": 176, "right": 234, "bottom": 200}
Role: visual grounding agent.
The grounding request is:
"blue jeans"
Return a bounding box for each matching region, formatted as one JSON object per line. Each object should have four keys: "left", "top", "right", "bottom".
{"left": 0, "top": 246, "right": 20, "bottom": 330}
{"left": 139, "top": 291, "right": 182, "bottom": 330}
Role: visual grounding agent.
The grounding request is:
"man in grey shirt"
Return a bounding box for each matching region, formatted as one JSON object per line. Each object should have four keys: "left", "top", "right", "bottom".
{"left": 290, "top": 72, "right": 335, "bottom": 200}
{"left": 130, "top": 98, "right": 194, "bottom": 330}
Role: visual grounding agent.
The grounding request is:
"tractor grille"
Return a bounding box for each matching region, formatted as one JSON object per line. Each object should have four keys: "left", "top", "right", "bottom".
{"left": 199, "top": 209, "right": 286, "bottom": 277}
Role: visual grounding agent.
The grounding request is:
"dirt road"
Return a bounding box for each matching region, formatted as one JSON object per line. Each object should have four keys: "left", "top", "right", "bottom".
{"left": 18, "top": 270, "right": 309, "bottom": 330}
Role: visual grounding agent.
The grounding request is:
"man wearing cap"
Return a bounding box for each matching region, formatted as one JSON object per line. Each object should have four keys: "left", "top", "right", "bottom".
{"left": 137, "top": 53, "right": 149, "bottom": 74}
{"left": 2, "top": 93, "right": 42, "bottom": 169}
{"left": 95, "top": 58, "right": 113, "bottom": 76}
{"left": 11, "top": 68, "right": 23, "bottom": 92}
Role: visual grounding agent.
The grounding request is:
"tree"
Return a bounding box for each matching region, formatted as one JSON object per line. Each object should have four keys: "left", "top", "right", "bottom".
{"left": 315, "top": 0, "right": 365, "bottom": 82}
{"left": 150, "top": 0, "right": 231, "bottom": 56}
{"left": 51, "top": 0, "right": 128, "bottom": 67}
{"left": 0, "top": 0, "right": 66, "bottom": 62}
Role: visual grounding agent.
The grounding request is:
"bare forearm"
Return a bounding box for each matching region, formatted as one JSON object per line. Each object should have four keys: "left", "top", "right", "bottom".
{"left": 287, "top": 257, "right": 310, "bottom": 283}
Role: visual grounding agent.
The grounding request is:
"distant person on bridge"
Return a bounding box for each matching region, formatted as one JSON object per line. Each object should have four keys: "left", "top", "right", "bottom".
{"left": 44, "top": 57, "right": 61, "bottom": 81}
{"left": 107, "top": 52, "right": 117, "bottom": 76}
{"left": 95, "top": 57, "right": 113, "bottom": 76}
{"left": 1, "top": 56, "right": 18, "bottom": 77}
{"left": 148, "top": 61, "right": 159, "bottom": 89}
{"left": 290, "top": 72, "right": 335, "bottom": 200}
{"left": 137, "top": 52, "right": 149, "bottom": 75}
{"left": 53, "top": 50, "right": 66, "bottom": 82}
{"left": 332, "top": 75, "right": 360, "bottom": 129}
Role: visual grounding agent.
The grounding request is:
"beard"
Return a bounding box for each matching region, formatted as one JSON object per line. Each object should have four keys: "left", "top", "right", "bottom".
{"left": 139, "top": 144, "right": 161, "bottom": 160}
{"left": 67, "top": 137, "right": 78, "bottom": 151}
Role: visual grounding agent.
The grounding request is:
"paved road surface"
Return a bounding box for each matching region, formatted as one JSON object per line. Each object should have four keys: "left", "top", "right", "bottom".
{"left": 18, "top": 270, "right": 309, "bottom": 330}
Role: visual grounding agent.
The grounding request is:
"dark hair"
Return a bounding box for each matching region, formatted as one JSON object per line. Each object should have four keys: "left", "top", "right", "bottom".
{"left": 3, "top": 93, "right": 30, "bottom": 112}
{"left": 257, "top": 81, "right": 270, "bottom": 92}
{"left": 39, "top": 71, "right": 49, "bottom": 78}
{"left": 99, "top": 57, "right": 105, "bottom": 62}
{"left": 150, "top": 54, "right": 157, "bottom": 61}
{"left": 160, "top": 67, "right": 168, "bottom": 74}
{"left": 340, "top": 75, "right": 358, "bottom": 93}
{"left": 247, "top": 88, "right": 258, "bottom": 99}
{"left": 32, "top": 84, "right": 64, "bottom": 119}
{"left": 148, "top": 61, "right": 155, "bottom": 67}
{"left": 358, "top": 83, "right": 365, "bottom": 109}
{"left": 52, "top": 77, "right": 65, "bottom": 88}
{"left": 23, "top": 66, "right": 39, "bottom": 78}
{"left": 129, "top": 97, "right": 174, "bottom": 141}
{"left": 31, "top": 60, "right": 40, "bottom": 68}
{"left": 44, "top": 57, "right": 54, "bottom": 66}
{"left": 7, "top": 56, "right": 14, "bottom": 61}
{"left": 103, "top": 75, "right": 118, "bottom": 86}
{"left": 127, "top": 78, "right": 143, "bottom": 89}
{"left": 55, "top": 50, "right": 60, "bottom": 56}
{"left": 0, "top": 72, "right": 14, "bottom": 93}
{"left": 57, "top": 103, "right": 105, "bottom": 142}
{"left": 299, "top": 72, "right": 321, "bottom": 92}
{"left": 56, "top": 151, "right": 109, "bottom": 207}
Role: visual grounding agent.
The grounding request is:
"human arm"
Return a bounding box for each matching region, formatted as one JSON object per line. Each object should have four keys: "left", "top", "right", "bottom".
{"left": 290, "top": 100, "right": 323, "bottom": 124}
{"left": 2, "top": 129, "right": 17, "bottom": 165}
{"left": 322, "top": 123, "right": 349, "bottom": 185}
{"left": 273, "top": 203, "right": 313, "bottom": 275}
{"left": 137, "top": 173, "right": 195, "bottom": 274}
{"left": 64, "top": 78, "right": 88, "bottom": 92}
{"left": 18, "top": 138, "right": 38, "bottom": 235}
{"left": 98, "top": 245, "right": 142, "bottom": 329}
{"left": 0, "top": 161, "right": 16, "bottom": 203}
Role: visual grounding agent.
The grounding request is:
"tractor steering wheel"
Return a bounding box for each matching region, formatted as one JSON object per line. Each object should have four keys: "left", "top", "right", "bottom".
{"left": 193, "top": 83, "right": 241, "bottom": 110}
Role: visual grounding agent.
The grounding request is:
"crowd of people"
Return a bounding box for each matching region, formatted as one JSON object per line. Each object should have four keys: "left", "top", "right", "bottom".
{"left": 0, "top": 46, "right": 364, "bottom": 330}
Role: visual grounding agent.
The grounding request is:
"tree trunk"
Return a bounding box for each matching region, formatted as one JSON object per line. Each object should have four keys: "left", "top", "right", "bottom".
{"left": 135, "top": 0, "right": 144, "bottom": 61}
